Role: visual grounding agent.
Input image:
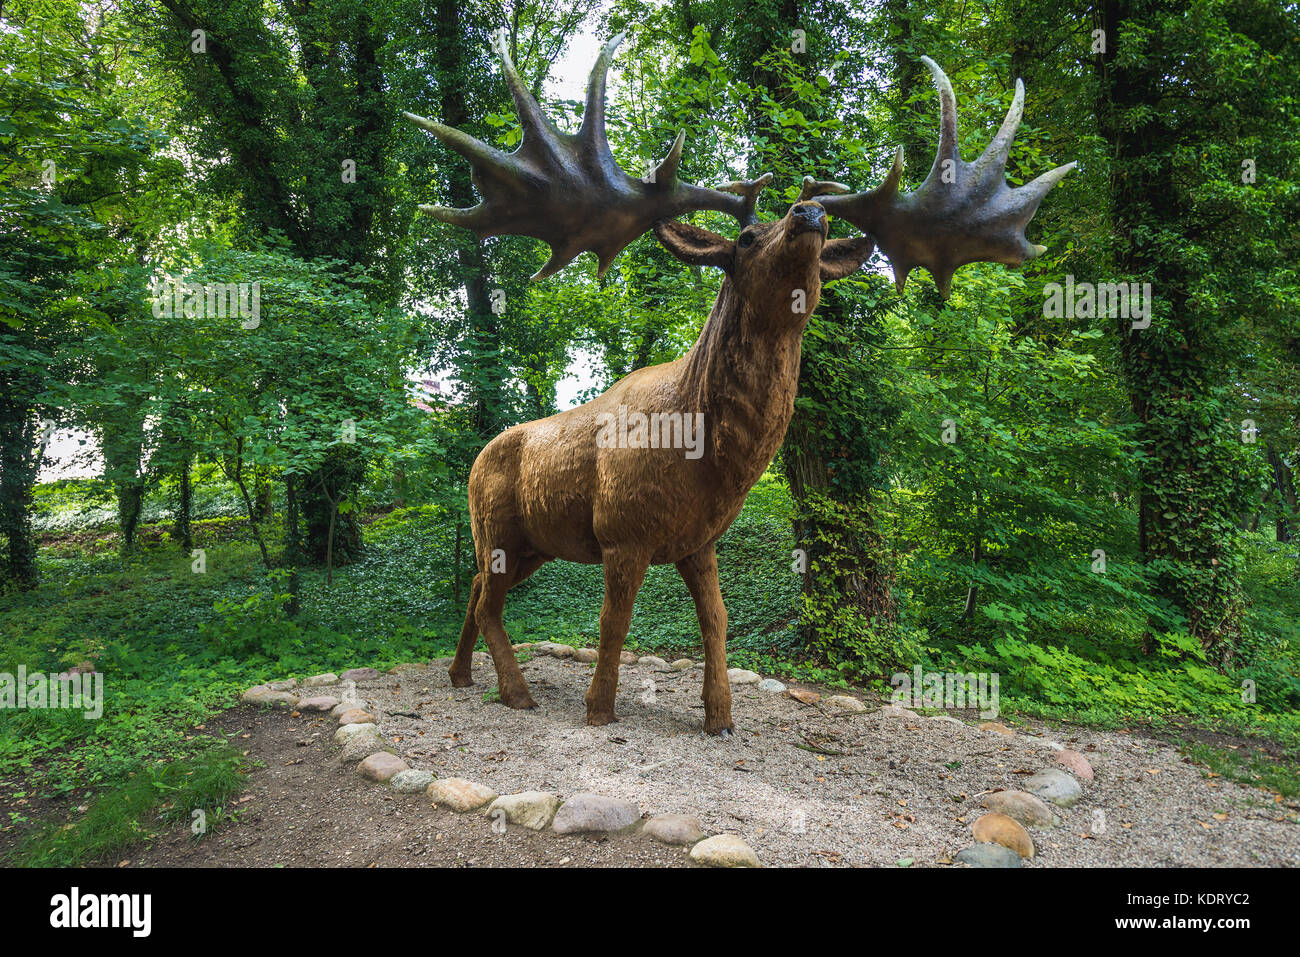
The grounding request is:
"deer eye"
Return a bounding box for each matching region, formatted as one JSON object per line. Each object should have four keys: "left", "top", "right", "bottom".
{"left": 738, "top": 231, "right": 756, "bottom": 248}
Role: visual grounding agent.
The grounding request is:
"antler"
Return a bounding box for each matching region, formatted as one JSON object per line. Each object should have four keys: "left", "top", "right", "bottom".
{"left": 404, "top": 31, "right": 771, "bottom": 280}
{"left": 811, "top": 57, "right": 1076, "bottom": 298}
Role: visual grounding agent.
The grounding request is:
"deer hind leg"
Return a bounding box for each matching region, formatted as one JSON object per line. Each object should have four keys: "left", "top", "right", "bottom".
{"left": 585, "top": 547, "right": 649, "bottom": 726}
{"left": 676, "top": 545, "right": 733, "bottom": 735}
{"left": 449, "top": 554, "right": 549, "bottom": 689}
{"left": 475, "top": 548, "right": 551, "bottom": 710}
{"left": 449, "top": 573, "right": 484, "bottom": 687}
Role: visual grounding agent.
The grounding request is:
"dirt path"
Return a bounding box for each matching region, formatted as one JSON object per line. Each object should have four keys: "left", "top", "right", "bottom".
{"left": 340, "top": 654, "right": 1298, "bottom": 867}
{"left": 12, "top": 654, "right": 1298, "bottom": 868}
{"left": 110, "top": 703, "right": 688, "bottom": 868}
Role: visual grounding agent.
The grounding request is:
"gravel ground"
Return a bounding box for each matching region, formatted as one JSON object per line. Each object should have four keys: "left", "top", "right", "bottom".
{"left": 352, "top": 653, "right": 1300, "bottom": 867}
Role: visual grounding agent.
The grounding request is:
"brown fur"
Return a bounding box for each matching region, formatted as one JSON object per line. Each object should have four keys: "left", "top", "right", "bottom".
{"left": 451, "top": 202, "right": 875, "bottom": 733}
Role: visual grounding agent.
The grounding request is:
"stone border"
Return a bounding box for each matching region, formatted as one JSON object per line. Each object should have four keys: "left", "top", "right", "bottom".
{"left": 240, "top": 653, "right": 1095, "bottom": 868}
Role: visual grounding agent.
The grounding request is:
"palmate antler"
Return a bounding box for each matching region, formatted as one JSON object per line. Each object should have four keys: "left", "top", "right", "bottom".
{"left": 403, "top": 30, "right": 772, "bottom": 280}
{"left": 805, "top": 57, "right": 1075, "bottom": 297}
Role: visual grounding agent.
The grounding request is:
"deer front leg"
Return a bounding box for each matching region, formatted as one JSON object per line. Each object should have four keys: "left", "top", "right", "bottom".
{"left": 675, "top": 545, "right": 732, "bottom": 735}
{"left": 585, "top": 548, "right": 649, "bottom": 726}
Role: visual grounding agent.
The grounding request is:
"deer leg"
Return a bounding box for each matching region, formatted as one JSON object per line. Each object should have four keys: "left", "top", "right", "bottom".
{"left": 475, "top": 558, "right": 538, "bottom": 711}
{"left": 449, "top": 573, "right": 484, "bottom": 687}
{"left": 675, "top": 545, "right": 732, "bottom": 735}
{"left": 585, "top": 548, "right": 649, "bottom": 726}
{"left": 451, "top": 554, "right": 549, "bottom": 687}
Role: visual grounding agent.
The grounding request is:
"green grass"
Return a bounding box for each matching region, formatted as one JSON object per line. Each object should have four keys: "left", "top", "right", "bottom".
{"left": 1177, "top": 740, "right": 1300, "bottom": 800}
{"left": 11, "top": 741, "right": 246, "bottom": 867}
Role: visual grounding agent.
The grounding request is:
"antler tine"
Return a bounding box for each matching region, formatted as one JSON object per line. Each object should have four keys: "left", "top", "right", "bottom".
{"left": 401, "top": 110, "right": 509, "bottom": 183}
{"left": 719, "top": 172, "right": 775, "bottom": 226}
{"left": 490, "top": 29, "right": 564, "bottom": 165}
{"left": 578, "top": 31, "right": 626, "bottom": 150}
{"left": 798, "top": 175, "right": 851, "bottom": 203}
{"left": 924, "top": 56, "right": 960, "bottom": 185}
{"left": 814, "top": 58, "right": 1075, "bottom": 298}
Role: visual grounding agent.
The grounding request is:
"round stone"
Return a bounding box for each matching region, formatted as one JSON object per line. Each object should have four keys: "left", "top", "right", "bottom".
{"left": 302, "top": 673, "right": 339, "bottom": 687}
{"left": 334, "top": 725, "right": 386, "bottom": 761}
{"left": 357, "top": 752, "right": 409, "bottom": 782}
{"left": 690, "top": 834, "right": 760, "bottom": 867}
{"left": 1024, "top": 767, "right": 1084, "bottom": 806}
{"left": 574, "top": 648, "right": 598, "bottom": 663}
{"left": 981, "top": 790, "right": 1056, "bottom": 828}
{"left": 824, "top": 695, "right": 867, "bottom": 712}
{"left": 331, "top": 699, "right": 366, "bottom": 718}
{"left": 296, "top": 696, "right": 340, "bottom": 712}
{"left": 551, "top": 793, "right": 640, "bottom": 834}
{"left": 757, "top": 678, "right": 787, "bottom": 693}
{"left": 1054, "top": 749, "right": 1095, "bottom": 780}
{"left": 427, "top": 778, "right": 498, "bottom": 813}
{"left": 488, "top": 792, "right": 562, "bottom": 830}
{"left": 671, "top": 659, "right": 694, "bottom": 670}
{"left": 337, "top": 709, "right": 375, "bottom": 725}
{"left": 727, "top": 668, "right": 760, "bottom": 685}
{"left": 334, "top": 722, "right": 378, "bottom": 742}
{"left": 241, "top": 686, "right": 298, "bottom": 708}
{"left": 972, "top": 812, "right": 1034, "bottom": 858}
{"left": 644, "top": 813, "right": 706, "bottom": 846}
{"left": 638, "top": 656, "right": 669, "bottom": 669}
{"left": 389, "top": 769, "right": 436, "bottom": 793}
{"left": 955, "top": 843, "right": 1022, "bottom": 868}
{"left": 927, "top": 714, "right": 965, "bottom": 726}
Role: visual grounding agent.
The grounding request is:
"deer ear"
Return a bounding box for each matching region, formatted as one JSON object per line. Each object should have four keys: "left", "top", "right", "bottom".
{"left": 819, "top": 236, "right": 877, "bottom": 282}
{"left": 654, "top": 220, "right": 735, "bottom": 272}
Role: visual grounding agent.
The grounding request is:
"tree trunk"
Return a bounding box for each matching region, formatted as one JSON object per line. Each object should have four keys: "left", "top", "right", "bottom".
{"left": 176, "top": 454, "right": 193, "bottom": 551}
{"left": 1095, "top": 0, "right": 1245, "bottom": 663}
{"left": 0, "top": 399, "right": 40, "bottom": 589}
{"left": 1267, "top": 445, "right": 1296, "bottom": 543}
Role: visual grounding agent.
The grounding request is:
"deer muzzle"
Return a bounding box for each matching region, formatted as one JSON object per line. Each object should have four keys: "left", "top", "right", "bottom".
{"left": 787, "top": 202, "right": 828, "bottom": 239}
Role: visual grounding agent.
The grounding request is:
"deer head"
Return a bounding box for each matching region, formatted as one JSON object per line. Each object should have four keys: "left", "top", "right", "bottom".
{"left": 652, "top": 204, "right": 877, "bottom": 331}
{"left": 403, "top": 32, "right": 1073, "bottom": 298}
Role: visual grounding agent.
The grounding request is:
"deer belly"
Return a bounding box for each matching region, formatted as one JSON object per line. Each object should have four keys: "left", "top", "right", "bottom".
{"left": 514, "top": 470, "right": 602, "bottom": 564}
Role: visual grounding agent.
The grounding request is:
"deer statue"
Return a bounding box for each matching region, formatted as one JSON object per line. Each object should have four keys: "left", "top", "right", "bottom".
{"left": 404, "top": 31, "right": 1073, "bottom": 734}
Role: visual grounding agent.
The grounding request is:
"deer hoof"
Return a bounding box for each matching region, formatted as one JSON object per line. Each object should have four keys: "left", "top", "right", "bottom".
{"left": 706, "top": 724, "right": 735, "bottom": 737}
{"left": 586, "top": 710, "right": 619, "bottom": 727}
{"left": 500, "top": 690, "right": 538, "bottom": 710}
{"left": 448, "top": 669, "right": 473, "bottom": 688}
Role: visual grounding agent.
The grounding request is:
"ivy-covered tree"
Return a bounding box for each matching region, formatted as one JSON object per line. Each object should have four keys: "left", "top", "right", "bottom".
{"left": 1093, "top": 0, "right": 1300, "bottom": 662}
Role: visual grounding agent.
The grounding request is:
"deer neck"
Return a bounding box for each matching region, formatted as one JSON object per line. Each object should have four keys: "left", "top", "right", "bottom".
{"left": 676, "top": 279, "right": 807, "bottom": 491}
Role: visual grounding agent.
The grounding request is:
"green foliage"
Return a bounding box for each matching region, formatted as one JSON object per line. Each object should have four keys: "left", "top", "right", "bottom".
{"left": 12, "top": 741, "right": 246, "bottom": 867}
{"left": 203, "top": 568, "right": 302, "bottom": 659}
